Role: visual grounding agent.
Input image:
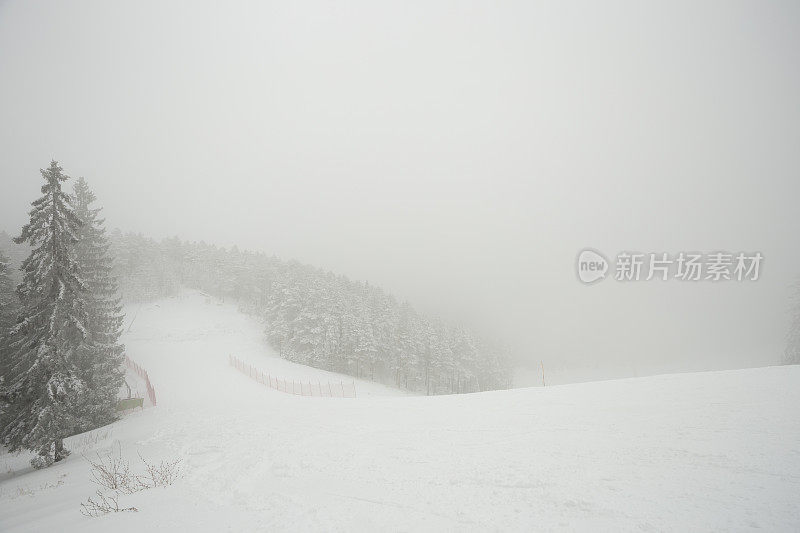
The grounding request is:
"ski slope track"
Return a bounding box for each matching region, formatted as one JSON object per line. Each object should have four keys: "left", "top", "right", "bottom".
{"left": 1, "top": 291, "right": 798, "bottom": 531}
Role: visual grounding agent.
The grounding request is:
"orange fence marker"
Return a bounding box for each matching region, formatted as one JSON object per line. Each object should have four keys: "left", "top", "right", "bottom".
{"left": 124, "top": 356, "right": 157, "bottom": 407}
{"left": 228, "top": 355, "right": 356, "bottom": 398}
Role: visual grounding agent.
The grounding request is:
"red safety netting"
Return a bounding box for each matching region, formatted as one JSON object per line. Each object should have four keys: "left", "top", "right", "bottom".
{"left": 229, "top": 355, "right": 356, "bottom": 398}
{"left": 124, "top": 356, "right": 157, "bottom": 406}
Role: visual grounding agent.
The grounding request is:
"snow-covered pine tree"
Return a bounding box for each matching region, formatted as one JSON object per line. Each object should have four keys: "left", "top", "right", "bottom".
{"left": 71, "top": 177, "right": 125, "bottom": 429}
{"left": 0, "top": 161, "right": 94, "bottom": 467}
{"left": 0, "top": 250, "right": 20, "bottom": 407}
{"left": 450, "top": 326, "right": 478, "bottom": 393}
{"left": 430, "top": 322, "right": 453, "bottom": 394}
{"left": 784, "top": 278, "right": 800, "bottom": 365}
{"left": 0, "top": 250, "right": 18, "bottom": 335}
{"left": 355, "top": 312, "right": 378, "bottom": 380}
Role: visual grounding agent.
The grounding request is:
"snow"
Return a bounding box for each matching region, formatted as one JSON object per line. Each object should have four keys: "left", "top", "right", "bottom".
{"left": 121, "top": 292, "right": 407, "bottom": 401}
{"left": 1, "top": 290, "right": 799, "bottom": 531}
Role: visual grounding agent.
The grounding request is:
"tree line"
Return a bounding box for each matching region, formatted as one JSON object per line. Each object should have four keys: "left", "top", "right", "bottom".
{"left": 109, "top": 233, "right": 514, "bottom": 394}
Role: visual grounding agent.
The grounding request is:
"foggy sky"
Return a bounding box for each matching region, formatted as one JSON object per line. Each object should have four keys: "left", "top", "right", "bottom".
{"left": 1, "top": 0, "right": 799, "bottom": 379}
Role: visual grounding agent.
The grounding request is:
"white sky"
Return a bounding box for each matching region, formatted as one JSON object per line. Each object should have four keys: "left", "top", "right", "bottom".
{"left": 1, "top": 0, "right": 798, "bottom": 376}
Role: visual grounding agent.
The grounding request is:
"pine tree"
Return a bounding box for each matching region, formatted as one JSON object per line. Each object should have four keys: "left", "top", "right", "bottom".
{"left": 355, "top": 312, "right": 378, "bottom": 380}
{"left": 0, "top": 250, "right": 17, "bottom": 335}
{"left": 0, "top": 161, "right": 92, "bottom": 467}
{"left": 784, "top": 279, "right": 800, "bottom": 365}
{"left": 71, "top": 177, "right": 125, "bottom": 429}
{"left": 0, "top": 250, "right": 20, "bottom": 407}
{"left": 450, "top": 326, "right": 478, "bottom": 393}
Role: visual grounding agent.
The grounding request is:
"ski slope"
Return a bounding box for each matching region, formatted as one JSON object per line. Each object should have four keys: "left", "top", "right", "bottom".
{"left": 1, "top": 291, "right": 799, "bottom": 531}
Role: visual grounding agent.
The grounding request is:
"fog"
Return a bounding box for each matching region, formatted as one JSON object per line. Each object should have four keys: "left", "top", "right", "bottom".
{"left": 1, "top": 0, "right": 798, "bottom": 380}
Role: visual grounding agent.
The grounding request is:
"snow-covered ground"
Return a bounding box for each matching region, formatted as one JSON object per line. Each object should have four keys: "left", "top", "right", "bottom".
{"left": 1, "top": 291, "right": 799, "bottom": 531}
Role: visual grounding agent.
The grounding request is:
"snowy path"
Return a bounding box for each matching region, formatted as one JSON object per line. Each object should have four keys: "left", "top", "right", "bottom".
{"left": 1, "top": 291, "right": 799, "bottom": 531}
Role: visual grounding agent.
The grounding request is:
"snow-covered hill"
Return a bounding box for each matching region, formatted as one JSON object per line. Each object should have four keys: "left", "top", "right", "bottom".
{"left": 1, "top": 292, "right": 798, "bottom": 531}
{"left": 119, "top": 291, "right": 409, "bottom": 402}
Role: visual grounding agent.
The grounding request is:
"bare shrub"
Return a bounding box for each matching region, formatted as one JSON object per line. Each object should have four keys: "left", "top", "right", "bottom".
{"left": 80, "top": 446, "right": 182, "bottom": 517}
{"left": 138, "top": 453, "right": 181, "bottom": 488}
{"left": 80, "top": 490, "right": 138, "bottom": 517}
{"left": 84, "top": 450, "right": 142, "bottom": 494}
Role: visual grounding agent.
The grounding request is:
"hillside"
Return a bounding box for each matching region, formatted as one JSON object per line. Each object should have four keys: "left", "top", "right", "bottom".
{"left": 1, "top": 291, "right": 798, "bottom": 531}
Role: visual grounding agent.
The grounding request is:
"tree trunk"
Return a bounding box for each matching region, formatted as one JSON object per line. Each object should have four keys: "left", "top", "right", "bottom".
{"left": 425, "top": 364, "right": 430, "bottom": 396}
{"left": 54, "top": 439, "right": 65, "bottom": 462}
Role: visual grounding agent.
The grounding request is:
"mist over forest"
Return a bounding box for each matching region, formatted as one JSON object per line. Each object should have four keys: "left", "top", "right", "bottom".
{"left": 0, "top": 221, "right": 513, "bottom": 394}
{"left": 1, "top": 2, "right": 798, "bottom": 385}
